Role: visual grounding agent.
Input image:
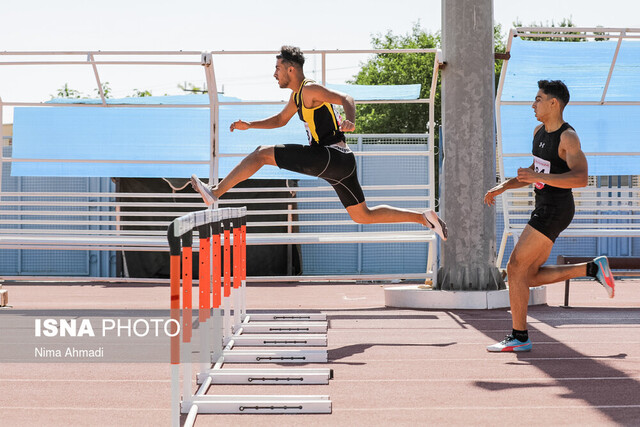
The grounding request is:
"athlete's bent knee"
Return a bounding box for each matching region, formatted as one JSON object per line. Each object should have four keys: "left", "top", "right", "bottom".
{"left": 349, "top": 213, "right": 369, "bottom": 224}
{"left": 507, "top": 256, "right": 542, "bottom": 285}
{"left": 251, "top": 145, "right": 275, "bottom": 164}
{"left": 506, "top": 256, "right": 525, "bottom": 277}
{"left": 346, "top": 205, "right": 372, "bottom": 224}
{"left": 252, "top": 145, "right": 271, "bottom": 155}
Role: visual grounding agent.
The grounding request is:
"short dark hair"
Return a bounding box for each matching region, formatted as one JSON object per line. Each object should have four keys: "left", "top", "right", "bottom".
{"left": 538, "top": 80, "right": 570, "bottom": 107}
{"left": 277, "top": 46, "right": 305, "bottom": 69}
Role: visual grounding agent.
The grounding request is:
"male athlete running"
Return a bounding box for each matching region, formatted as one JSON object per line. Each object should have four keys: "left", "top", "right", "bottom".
{"left": 191, "top": 45, "right": 447, "bottom": 239}
{"left": 484, "top": 80, "right": 615, "bottom": 352}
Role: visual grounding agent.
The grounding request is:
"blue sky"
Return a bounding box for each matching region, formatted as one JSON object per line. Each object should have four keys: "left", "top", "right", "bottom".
{"left": 1, "top": 0, "right": 639, "bottom": 121}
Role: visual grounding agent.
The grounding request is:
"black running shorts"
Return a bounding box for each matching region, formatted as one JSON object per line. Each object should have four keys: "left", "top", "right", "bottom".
{"left": 528, "top": 192, "right": 575, "bottom": 243}
{"left": 274, "top": 144, "right": 365, "bottom": 208}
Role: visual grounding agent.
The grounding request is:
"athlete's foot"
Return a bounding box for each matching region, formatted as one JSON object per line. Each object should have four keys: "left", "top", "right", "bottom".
{"left": 594, "top": 256, "right": 615, "bottom": 298}
{"left": 486, "top": 334, "right": 532, "bottom": 352}
{"left": 423, "top": 210, "right": 448, "bottom": 241}
{"left": 190, "top": 174, "right": 217, "bottom": 206}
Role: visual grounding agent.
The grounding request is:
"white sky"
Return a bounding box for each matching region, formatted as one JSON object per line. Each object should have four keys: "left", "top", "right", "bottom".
{"left": 2, "top": 0, "right": 639, "bottom": 122}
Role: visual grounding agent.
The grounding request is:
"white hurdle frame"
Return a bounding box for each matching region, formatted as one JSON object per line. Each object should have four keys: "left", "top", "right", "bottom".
{"left": 168, "top": 207, "right": 332, "bottom": 427}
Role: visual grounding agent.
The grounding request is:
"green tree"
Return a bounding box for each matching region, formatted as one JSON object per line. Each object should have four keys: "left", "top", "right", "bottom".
{"left": 53, "top": 83, "right": 82, "bottom": 99}
{"left": 494, "top": 23, "right": 507, "bottom": 89}
{"left": 52, "top": 82, "right": 114, "bottom": 99}
{"left": 513, "top": 17, "right": 585, "bottom": 42}
{"left": 350, "top": 23, "right": 506, "bottom": 136}
{"left": 594, "top": 26, "right": 611, "bottom": 42}
{"left": 94, "top": 82, "right": 112, "bottom": 98}
{"left": 351, "top": 19, "right": 596, "bottom": 135}
{"left": 53, "top": 83, "right": 157, "bottom": 99}
{"left": 131, "top": 89, "right": 153, "bottom": 97}
{"left": 178, "top": 82, "right": 207, "bottom": 94}
{"left": 348, "top": 23, "right": 439, "bottom": 135}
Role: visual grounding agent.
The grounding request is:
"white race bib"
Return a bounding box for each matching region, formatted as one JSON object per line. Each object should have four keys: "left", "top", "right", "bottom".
{"left": 533, "top": 155, "right": 550, "bottom": 190}
{"left": 304, "top": 122, "right": 312, "bottom": 144}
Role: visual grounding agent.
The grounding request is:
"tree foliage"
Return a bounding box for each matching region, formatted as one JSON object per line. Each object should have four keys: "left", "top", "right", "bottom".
{"left": 351, "top": 23, "right": 508, "bottom": 136}
{"left": 178, "top": 82, "right": 207, "bottom": 94}
{"left": 131, "top": 88, "right": 153, "bottom": 97}
{"left": 348, "top": 23, "right": 440, "bottom": 135}
{"left": 350, "top": 19, "right": 596, "bottom": 136}
{"left": 54, "top": 83, "right": 83, "bottom": 99}
{"left": 95, "top": 82, "right": 112, "bottom": 98}
{"left": 494, "top": 23, "right": 507, "bottom": 89}
{"left": 513, "top": 17, "right": 585, "bottom": 42}
{"left": 52, "top": 83, "right": 157, "bottom": 99}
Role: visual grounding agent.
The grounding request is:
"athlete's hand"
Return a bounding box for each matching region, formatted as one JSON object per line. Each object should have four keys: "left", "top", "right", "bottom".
{"left": 230, "top": 120, "right": 250, "bottom": 132}
{"left": 339, "top": 120, "right": 355, "bottom": 132}
{"left": 517, "top": 167, "right": 538, "bottom": 184}
{"left": 484, "top": 187, "right": 502, "bottom": 206}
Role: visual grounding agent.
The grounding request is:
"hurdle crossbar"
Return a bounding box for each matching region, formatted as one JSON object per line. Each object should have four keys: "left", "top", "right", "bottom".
{"left": 167, "top": 207, "right": 331, "bottom": 426}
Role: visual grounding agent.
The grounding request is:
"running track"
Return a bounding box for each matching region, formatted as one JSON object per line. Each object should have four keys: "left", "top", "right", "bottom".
{"left": 1, "top": 278, "right": 638, "bottom": 426}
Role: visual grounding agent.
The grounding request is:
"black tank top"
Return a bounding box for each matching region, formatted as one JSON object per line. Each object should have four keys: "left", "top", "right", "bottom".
{"left": 532, "top": 122, "right": 573, "bottom": 196}
{"left": 294, "top": 79, "right": 345, "bottom": 146}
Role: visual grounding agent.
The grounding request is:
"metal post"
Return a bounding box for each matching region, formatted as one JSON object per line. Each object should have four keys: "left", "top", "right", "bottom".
{"left": 287, "top": 202, "right": 293, "bottom": 276}
{"left": 428, "top": 50, "right": 442, "bottom": 283}
{"left": 429, "top": 50, "right": 440, "bottom": 214}
{"left": 600, "top": 31, "right": 625, "bottom": 104}
{"left": 0, "top": 97, "right": 4, "bottom": 207}
{"left": 439, "top": 0, "right": 505, "bottom": 290}
{"left": 495, "top": 29, "right": 515, "bottom": 268}
{"left": 88, "top": 54, "right": 107, "bottom": 105}
{"left": 203, "top": 53, "right": 220, "bottom": 207}
{"left": 356, "top": 135, "right": 363, "bottom": 274}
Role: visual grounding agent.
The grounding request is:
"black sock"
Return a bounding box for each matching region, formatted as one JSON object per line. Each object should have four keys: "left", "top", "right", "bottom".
{"left": 586, "top": 261, "right": 598, "bottom": 278}
{"left": 512, "top": 329, "right": 528, "bottom": 342}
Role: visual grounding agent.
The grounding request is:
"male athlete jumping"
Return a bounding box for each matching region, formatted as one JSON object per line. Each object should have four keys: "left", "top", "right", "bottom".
{"left": 191, "top": 45, "right": 447, "bottom": 239}
{"left": 484, "top": 80, "right": 615, "bottom": 352}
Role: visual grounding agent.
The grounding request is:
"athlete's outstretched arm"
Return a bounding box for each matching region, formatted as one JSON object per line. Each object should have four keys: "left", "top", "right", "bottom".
{"left": 516, "top": 130, "right": 588, "bottom": 189}
{"left": 485, "top": 124, "right": 540, "bottom": 206}
{"left": 301, "top": 84, "right": 356, "bottom": 132}
{"left": 484, "top": 165, "right": 533, "bottom": 206}
{"left": 229, "top": 95, "right": 298, "bottom": 132}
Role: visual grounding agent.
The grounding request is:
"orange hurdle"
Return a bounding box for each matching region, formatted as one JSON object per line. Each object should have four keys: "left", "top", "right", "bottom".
{"left": 197, "top": 225, "right": 211, "bottom": 323}
{"left": 167, "top": 207, "right": 330, "bottom": 425}
{"left": 168, "top": 208, "right": 253, "bottom": 425}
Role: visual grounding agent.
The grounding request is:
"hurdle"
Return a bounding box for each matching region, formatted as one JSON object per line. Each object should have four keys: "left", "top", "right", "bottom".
{"left": 167, "top": 207, "right": 332, "bottom": 426}
{"left": 208, "top": 209, "right": 329, "bottom": 362}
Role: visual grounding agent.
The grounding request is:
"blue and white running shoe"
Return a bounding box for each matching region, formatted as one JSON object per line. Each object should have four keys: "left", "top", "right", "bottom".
{"left": 487, "top": 335, "right": 532, "bottom": 352}
{"left": 594, "top": 256, "right": 615, "bottom": 298}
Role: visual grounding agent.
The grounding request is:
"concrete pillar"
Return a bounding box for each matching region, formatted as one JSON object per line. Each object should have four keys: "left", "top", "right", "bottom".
{"left": 438, "top": 0, "right": 504, "bottom": 290}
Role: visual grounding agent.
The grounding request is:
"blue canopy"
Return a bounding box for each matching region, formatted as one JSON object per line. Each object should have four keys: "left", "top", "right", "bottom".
{"left": 500, "top": 37, "right": 640, "bottom": 177}
{"left": 11, "top": 84, "right": 423, "bottom": 178}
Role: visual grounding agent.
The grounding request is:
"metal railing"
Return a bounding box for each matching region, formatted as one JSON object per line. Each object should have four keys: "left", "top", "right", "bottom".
{"left": 0, "top": 49, "right": 442, "bottom": 280}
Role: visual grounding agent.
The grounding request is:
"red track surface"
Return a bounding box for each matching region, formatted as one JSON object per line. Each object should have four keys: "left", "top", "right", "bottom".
{"left": 1, "top": 279, "right": 639, "bottom": 426}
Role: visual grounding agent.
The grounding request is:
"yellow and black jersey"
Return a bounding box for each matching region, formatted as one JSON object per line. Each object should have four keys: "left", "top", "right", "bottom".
{"left": 294, "top": 79, "right": 345, "bottom": 146}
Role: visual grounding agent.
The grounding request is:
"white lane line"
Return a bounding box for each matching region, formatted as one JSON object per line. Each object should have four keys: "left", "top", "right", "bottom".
{"left": 334, "top": 405, "right": 640, "bottom": 411}
{"left": 3, "top": 405, "right": 639, "bottom": 412}
{"left": 329, "top": 356, "right": 640, "bottom": 362}
{"left": 0, "top": 406, "right": 168, "bottom": 411}
{"left": 331, "top": 376, "right": 640, "bottom": 382}
{"left": 0, "top": 378, "right": 170, "bottom": 383}
{"left": 328, "top": 328, "right": 640, "bottom": 332}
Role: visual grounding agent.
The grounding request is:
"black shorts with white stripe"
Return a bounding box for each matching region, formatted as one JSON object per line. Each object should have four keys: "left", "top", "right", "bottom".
{"left": 274, "top": 143, "right": 365, "bottom": 208}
